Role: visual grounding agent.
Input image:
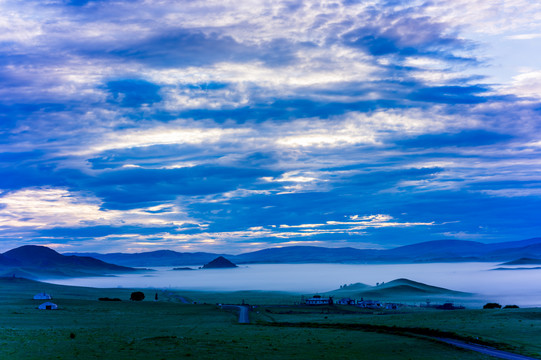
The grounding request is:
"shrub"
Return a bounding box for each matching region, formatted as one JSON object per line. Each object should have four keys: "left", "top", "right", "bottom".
{"left": 503, "top": 305, "right": 519, "bottom": 309}
{"left": 483, "top": 302, "right": 502, "bottom": 309}
{"left": 99, "top": 297, "right": 121, "bottom": 301}
{"left": 130, "top": 291, "right": 145, "bottom": 301}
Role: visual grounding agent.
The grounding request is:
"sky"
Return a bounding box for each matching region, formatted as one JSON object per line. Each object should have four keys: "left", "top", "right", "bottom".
{"left": 0, "top": 0, "right": 540, "bottom": 254}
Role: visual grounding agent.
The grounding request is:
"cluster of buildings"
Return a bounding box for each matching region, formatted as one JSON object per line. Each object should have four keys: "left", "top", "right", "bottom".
{"left": 305, "top": 295, "right": 400, "bottom": 310}
{"left": 33, "top": 292, "right": 57, "bottom": 310}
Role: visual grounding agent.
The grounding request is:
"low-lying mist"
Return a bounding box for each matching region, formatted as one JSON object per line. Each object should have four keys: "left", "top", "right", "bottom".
{"left": 44, "top": 263, "right": 541, "bottom": 307}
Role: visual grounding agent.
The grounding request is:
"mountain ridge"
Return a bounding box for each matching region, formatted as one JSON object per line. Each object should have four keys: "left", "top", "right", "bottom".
{"left": 1, "top": 245, "right": 139, "bottom": 279}
{"left": 60, "top": 237, "right": 541, "bottom": 267}
{"left": 64, "top": 249, "right": 228, "bottom": 267}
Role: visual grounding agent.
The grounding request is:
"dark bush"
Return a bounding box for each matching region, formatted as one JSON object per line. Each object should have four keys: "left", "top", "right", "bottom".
{"left": 99, "top": 297, "right": 122, "bottom": 301}
{"left": 503, "top": 305, "right": 519, "bottom": 309}
{"left": 483, "top": 302, "right": 502, "bottom": 309}
{"left": 130, "top": 291, "right": 145, "bottom": 301}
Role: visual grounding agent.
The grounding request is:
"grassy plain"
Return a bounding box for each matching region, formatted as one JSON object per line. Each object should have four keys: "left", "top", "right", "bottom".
{"left": 0, "top": 277, "right": 539, "bottom": 360}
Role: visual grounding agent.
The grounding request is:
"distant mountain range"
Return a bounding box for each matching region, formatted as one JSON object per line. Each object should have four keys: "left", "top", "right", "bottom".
{"left": 0, "top": 245, "right": 138, "bottom": 279}
{"left": 63, "top": 237, "right": 541, "bottom": 267}
{"left": 500, "top": 257, "right": 541, "bottom": 266}
{"left": 64, "top": 249, "right": 227, "bottom": 267}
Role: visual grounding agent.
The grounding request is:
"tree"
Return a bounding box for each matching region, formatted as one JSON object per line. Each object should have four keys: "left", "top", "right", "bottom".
{"left": 483, "top": 302, "right": 501, "bottom": 309}
{"left": 130, "top": 291, "right": 145, "bottom": 301}
{"left": 503, "top": 305, "right": 519, "bottom": 309}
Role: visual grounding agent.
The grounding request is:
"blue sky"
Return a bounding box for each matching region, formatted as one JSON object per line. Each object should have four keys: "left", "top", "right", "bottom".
{"left": 1, "top": 0, "right": 540, "bottom": 254}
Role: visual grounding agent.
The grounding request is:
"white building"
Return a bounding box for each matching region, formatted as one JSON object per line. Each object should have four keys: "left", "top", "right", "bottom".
{"left": 33, "top": 293, "right": 52, "bottom": 300}
{"left": 38, "top": 302, "right": 57, "bottom": 310}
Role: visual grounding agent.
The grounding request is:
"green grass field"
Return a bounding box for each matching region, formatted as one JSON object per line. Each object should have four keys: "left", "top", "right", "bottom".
{"left": 0, "top": 277, "right": 539, "bottom": 360}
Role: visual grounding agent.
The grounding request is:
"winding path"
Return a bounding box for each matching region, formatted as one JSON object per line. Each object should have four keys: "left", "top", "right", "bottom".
{"left": 261, "top": 321, "right": 540, "bottom": 360}
{"left": 437, "top": 338, "right": 540, "bottom": 360}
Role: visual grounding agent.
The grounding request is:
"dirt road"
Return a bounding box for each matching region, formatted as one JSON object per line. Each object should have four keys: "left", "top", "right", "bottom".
{"left": 221, "top": 305, "right": 250, "bottom": 323}
{"left": 437, "top": 338, "right": 539, "bottom": 360}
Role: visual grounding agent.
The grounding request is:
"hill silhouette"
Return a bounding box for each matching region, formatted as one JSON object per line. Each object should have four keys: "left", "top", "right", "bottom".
{"left": 1, "top": 245, "right": 138, "bottom": 279}
{"left": 334, "top": 282, "right": 371, "bottom": 291}
{"left": 362, "top": 278, "right": 468, "bottom": 297}
{"left": 327, "top": 278, "right": 469, "bottom": 299}
{"left": 202, "top": 256, "right": 237, "bottom": 269}
{"left": 4, "top": 245, "right": 64, "bottom": 264}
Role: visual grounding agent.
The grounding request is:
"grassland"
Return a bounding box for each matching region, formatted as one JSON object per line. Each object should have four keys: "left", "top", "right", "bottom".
{"left": 0, "top": 277, "right": 539, "bottom": 360}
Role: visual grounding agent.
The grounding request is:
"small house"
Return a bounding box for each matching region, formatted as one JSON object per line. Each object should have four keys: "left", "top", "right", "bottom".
{"left": 38, "top": 302, "right": 58, "bottom": 310}
{"left": 336, "top": 298, "right": 356, "bottom": 305}
{"left": 305, "top": 295, "right": 333, "bottom": 305}
{"left": 357, "top": 299, "right": 381, "bottom": 309}
{"left": 33, "top": 293, "right": 52, "bottom": 300}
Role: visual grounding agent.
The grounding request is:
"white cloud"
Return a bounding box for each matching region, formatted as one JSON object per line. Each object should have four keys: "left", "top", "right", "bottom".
{"left": 440, "top": 231, "right": 487, "bottom": 240}
{"left": 273, "top": 109, "right": 462, "bottom": 148}
{"left": 75, "top": 125, "right": 253, "bottom": 155}
{"left": 403, "top": 57, "right": 447, "bottom": 69}
{"left": 424, "top": 1, "right": 541, "bottom": 35}
{"left": 481, "top": 188, "right": 541, "bottom": 198}
{"left": 0, "top": 187, "right": 115, "bottom": 229}
{"left": 506, "top": 33, "right": 541, "bottom": 40}
{"left": 0, "top": 1, "right": 46, "bottom": 44}
{"left": 0, "top": 187, "right": 194, "bottom": 229}
{"left": 498, "top": 70, "right": 541, "bottom": 99}
{"left": 276, "top": 214, "right": 434, "bottom": 231}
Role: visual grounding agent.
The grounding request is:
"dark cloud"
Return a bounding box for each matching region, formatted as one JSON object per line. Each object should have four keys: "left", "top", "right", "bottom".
{"left": 105, "top": 79, "right": 162, "bottom": 108}
{"left": 396, "top": 130, "right": 513, "bottom": 148}
{"left": 87, "top": 165, "right": 278, "bottom": 209}
{"left": 345, "top": 167, "right": 444, "bottom": 188}
{"left": 0, "top": 163, "right": 84, "bottom": 191}
{"left": 142, "top": 78, "right": 507, "bottom": 124}
{"left": 189, "top": 168, "right": 541, "bottom": 245}
{"left": 0, "top": 103, "right": 67, "bottom": 132}
{"left": 187, "top": 167, "right": 446, "bottom": 231}
{"left": 178, "top": 98, "right": 399, "bottom": 123}
{"left": 407, "top": 85, "right": 489, "bottom": 104}
{"left": 342, "top": 11, "right": 469, "bottom": 60}
{"left": 182, "top": 82, "right": 229, "bottom": 91}
{"left": 104, "top": 30, "right": 299, "bottom": 68}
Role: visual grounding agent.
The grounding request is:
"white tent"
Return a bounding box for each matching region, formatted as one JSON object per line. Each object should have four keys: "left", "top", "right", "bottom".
{"left": 38, "top": 302, "right": 57, "bottom": 310}
{"left": 33, "top": 293, "right": 52, "bottom": 300}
